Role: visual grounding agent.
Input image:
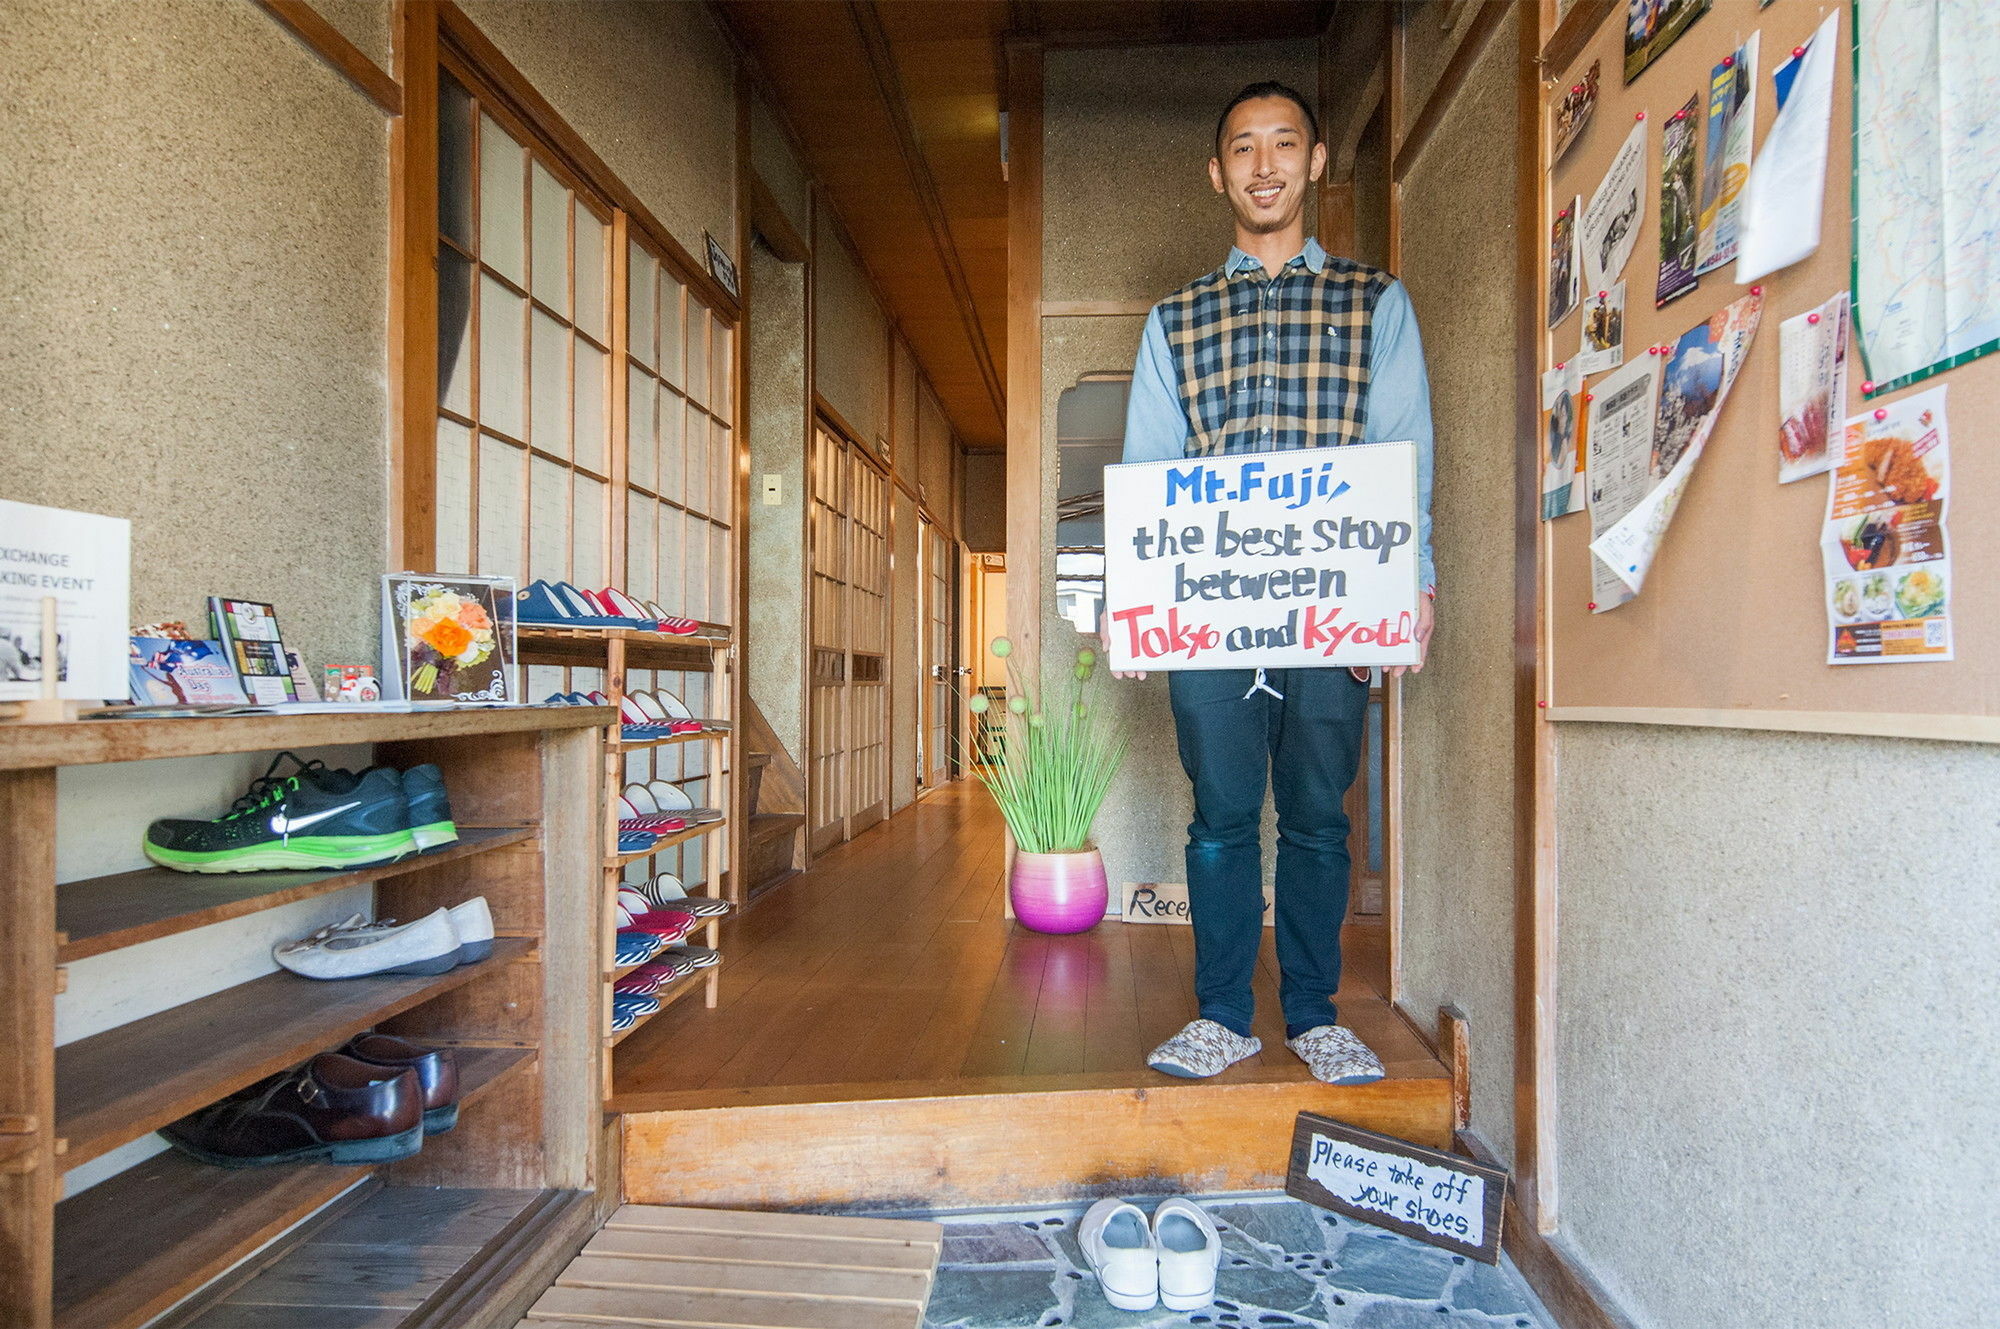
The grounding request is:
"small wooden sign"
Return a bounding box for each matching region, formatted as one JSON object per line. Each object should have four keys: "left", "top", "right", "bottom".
{"left": 1286, "top": 1112, "right": 1508, "bottom": 1265}
{"left": 704, "top": 231, "right": 740, "bottom": 301}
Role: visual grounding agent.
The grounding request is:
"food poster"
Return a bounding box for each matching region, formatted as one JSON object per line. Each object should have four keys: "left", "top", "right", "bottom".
{"left": 1777, "top": 292, "right": 1850, "bottom": 484}
{"left": 1655, "top": 94, "right": 1702, "bottom": 307}
{"left": 1542, "top": 361, "right": 1589, "bottom": 520}
{"left": 1582, "top": 120, "right": 1646, "bottom": 296}
{"left": 1577, "top": 281, "right": 1626, "bottom": 374}
{"left": 1591, "top": 291, "right": 1762, "bottom": 599}
{"left": 1552, "top": 60, "right": 1600, "bottom": 164}
{"left": 1549, "top": 197, "right": 1581, "bottom": 327}
{"left": 1694, "top": 33, "right": 1758, "bottom": 274}
{"left": 1583, "top": 356, "right": 1661, "bottom": 612}
{"left": 1824, "top": 386, "right": 1951, "bottom": 663}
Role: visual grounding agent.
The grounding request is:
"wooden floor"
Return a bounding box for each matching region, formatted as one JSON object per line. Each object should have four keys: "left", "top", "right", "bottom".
{"left": 613, "top": 781, "right": 1442, "bottom": 1108}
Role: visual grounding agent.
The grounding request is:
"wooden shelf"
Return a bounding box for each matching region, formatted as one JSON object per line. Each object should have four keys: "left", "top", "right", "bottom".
{"left": 57, "top": 827, "right": 535, "bottom": 963}
{"left": 610, "top": 820, "right": 721, "bottom": 865}
{"left": 609, "top": 971, "right": 706, "bottom": 1046}
{"left": 0, "top": 705, "right": 610, "bottom": 772}
{"left": 56, "top": 938, "right": 536, "bottom": 1170}
{"left": 51, "top": 1046, "right": 535, "bottom": 1329}
{"left": 517, "top": 626, "right": 727, "bottom": 673}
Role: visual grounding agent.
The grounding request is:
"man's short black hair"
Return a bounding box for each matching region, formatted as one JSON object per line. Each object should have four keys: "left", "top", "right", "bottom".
{"left": 1214, "top": 81, "right": 1319, "bottom": 155}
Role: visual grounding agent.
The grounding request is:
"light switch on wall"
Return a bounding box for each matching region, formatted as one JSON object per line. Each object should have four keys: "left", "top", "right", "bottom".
{"left": 761, "top": 474, "right": 783, "bottom": 506}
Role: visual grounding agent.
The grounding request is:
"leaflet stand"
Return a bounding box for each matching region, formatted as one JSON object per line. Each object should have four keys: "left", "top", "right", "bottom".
{"left": 1, "top": 597, "right": 84, "bottom": 724}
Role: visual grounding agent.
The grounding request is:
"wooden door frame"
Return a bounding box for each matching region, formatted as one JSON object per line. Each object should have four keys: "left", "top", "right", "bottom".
{"left": 804, "top": 413, "right": 893, "bottom": 851}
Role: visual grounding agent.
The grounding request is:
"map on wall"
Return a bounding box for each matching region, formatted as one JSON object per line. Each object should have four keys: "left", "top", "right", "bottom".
{"left": 1853, "top": 0, "right": 2000, "bottom": 392}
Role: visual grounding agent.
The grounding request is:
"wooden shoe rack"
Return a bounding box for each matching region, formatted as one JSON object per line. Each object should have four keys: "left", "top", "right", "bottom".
{"left": 0, "top": 707, "right": 615, "bottom": 1329}
{"left": 517, "top": 625, "right": 737, "bottom": 1091}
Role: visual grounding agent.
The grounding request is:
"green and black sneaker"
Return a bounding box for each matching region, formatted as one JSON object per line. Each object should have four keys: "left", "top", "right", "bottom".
{"left": 144, "top": 752, "right": 420, "bottom": 873}
{"left": 394, "top": 762, "right": 458, "bottom": 851}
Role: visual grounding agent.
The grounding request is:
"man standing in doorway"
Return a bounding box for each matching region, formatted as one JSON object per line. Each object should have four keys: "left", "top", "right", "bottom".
{"left": 1113, "top": 81, "right": 1435, "bottom": 1085}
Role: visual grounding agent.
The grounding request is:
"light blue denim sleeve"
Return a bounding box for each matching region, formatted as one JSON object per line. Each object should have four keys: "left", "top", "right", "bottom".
{"left": 1121, "top": 308, "right": 1189, "bottom": 465}
{"left": 1364, "top": 280, "right": 1437, "bottom": 593}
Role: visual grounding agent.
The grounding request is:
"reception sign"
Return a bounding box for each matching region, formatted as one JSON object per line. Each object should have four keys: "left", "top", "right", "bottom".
{"left": 1101, "top": 442, "right": 1422, "bottom": 671}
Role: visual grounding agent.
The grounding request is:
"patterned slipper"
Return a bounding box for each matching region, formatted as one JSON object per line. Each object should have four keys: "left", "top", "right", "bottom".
{"left": 613, "top": 929, "right": 666, "bottom": 966}
{"left": 657, "top": 943, "right": 719, "bottom": 970}
{"left": 1286, "top": 1025, "right": 1385, "bottom": 1085}
{"left": 1146, "top": 1019, "right": 1261, "bottom": 1079}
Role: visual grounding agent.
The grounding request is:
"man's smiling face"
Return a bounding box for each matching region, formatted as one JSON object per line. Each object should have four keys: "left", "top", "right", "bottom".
{"left": 1209, "top": 94, "right": 1326, "bottom": 235}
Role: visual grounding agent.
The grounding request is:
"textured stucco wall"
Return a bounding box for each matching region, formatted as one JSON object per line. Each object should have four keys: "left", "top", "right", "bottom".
{"left": 455, "top": 0, "right": 736, "bottom": 267}
{"left": 2, "top": 0, "right": 391, "bottom": 1196}
{"left": 1399, "top": 0, "right": 1491, "bottom": 131}
{"left": 917, "top": 386, "right": 955, "bottom": 519}
{"left": 961, "top": 452, "right": 1006, "bottom": 553}
{"left": 812, "top": 217, "right": 890, "bottom": 450}
{"left": 1039, "top": 320, "right": 1190, "bottom": 894}
{"left": 1, "top": 0, "right": 389, "bottom": 672}
{"left": 890, "top": 488, "right": 919, "bottom": 811}
{"left": 746, "top": 246, "right": 807, "bottom": 763}
{"left": 893, "top": 338, "right": 919, "bottom": 486}
{"left": 1555, "top": 725, "right": 2000, "bottom": 1329}
{"left": 1392, "top": 7, "right": 1520, "bottom": 1162}
{"left": 751, "top": 93, "right": 810, "bottom": 240}
{"left": 1044, "top": 41, "right": 1317, "bottom": 303}
{"left": 312, "top": 0, "right": 392, "bottom": 72}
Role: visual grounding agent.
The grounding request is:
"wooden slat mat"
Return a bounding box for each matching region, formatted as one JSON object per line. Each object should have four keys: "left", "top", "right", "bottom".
{"left": 519, "top": 1205, "right": 942, "bottom": 1329}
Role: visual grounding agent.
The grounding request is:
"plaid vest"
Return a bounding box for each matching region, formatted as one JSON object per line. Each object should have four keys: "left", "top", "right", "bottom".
{"left": 1156, "top": 253, "right": 1393, "bottom": 456}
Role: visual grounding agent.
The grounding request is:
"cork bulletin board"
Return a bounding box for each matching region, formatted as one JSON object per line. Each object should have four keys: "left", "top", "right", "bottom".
{"left": 1540, "top": 1, "right": 2000, "bottom": 739}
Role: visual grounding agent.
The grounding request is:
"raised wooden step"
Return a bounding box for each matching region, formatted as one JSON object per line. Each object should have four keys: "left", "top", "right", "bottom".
{"left": 744, "top": 812, "right": 804, "bottom": 897}
{"left": 617, "top": 1073, "right": 1453, "bottom": 1211}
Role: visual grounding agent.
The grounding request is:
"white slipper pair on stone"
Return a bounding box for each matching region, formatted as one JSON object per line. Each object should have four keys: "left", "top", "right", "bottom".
{"left": 1079, "top": 1196, "right": 1220, "bottom": 1312}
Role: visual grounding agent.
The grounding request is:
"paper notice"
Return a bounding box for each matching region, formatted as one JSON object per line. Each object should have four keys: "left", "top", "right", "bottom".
{"left": 1824, "top": 386, "right": 1951, "bottom": 663}
{"left": 1582, "top": 120, "right": 1646, "bottom": 295}
{"left": 1736, "top": 9, "right": 1839, "bottom": 283}
{"left": 1655, "top": 94, "right": 1702, "bottom": 307}
{"left": 1549, "top": 197, "right": 1581, "bottom": 327}
{"left": 1583, "top": 356, "right": 1661, "bottom": 612}
{"left": 1777, "top": 292, "right": 1851, "bottom": 483}
{"left": 1590, "top": 291, "right": 1763, "bottom": 598}
{"left": 1695, "top": 33, "right": 1759, "bottom": 274}
{"left": 1576, "top": 281, "right": 1627, "bottom": 375}
{"left": 1542, "top": 362, "right": 1588, "bottom": 520}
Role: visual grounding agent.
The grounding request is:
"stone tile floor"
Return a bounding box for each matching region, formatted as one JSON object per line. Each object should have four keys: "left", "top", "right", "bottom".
{"left": 892, "top": 1193, "right": 1554, "bottom": 1329}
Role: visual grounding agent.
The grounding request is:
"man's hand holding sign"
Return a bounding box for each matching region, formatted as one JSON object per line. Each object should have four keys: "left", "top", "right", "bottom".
{"left": 1102, "top": 442, "right": 1427, "bottom": 678}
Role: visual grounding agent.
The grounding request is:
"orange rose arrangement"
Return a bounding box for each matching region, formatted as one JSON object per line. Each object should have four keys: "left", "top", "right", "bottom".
{"left": 407, "top": 589, "right": 497, "bottom": 695}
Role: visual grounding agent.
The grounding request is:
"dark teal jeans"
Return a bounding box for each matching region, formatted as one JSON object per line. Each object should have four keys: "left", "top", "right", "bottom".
{"left": 1166, "top": 667, "right": 1368, "bottom": 1040}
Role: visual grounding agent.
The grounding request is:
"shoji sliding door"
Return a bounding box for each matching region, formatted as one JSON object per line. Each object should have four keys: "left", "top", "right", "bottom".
{"left": 806, "top": 422, "right": 890, "bottom": 852}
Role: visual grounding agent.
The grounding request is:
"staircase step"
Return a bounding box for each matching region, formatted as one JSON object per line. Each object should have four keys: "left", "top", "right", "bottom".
{"left": 748, "top": 812, "right": 806, "bottom": 844}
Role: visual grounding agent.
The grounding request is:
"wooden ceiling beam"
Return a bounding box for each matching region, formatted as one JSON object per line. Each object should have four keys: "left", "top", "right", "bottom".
{"left": 848, "top": 0, "right": 1008, "bottom": 429}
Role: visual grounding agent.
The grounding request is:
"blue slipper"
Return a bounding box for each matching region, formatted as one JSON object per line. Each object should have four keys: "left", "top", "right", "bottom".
{"left": 517, "top": 579, "right": 626, "bottom": 628}
{"left": 614, "top": 929, "right": 666, "bottom": 965}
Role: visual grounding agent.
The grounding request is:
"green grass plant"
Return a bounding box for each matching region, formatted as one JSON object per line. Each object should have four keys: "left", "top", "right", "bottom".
{"left": 966, "top": 637, "right": 1125, "bottom": 854}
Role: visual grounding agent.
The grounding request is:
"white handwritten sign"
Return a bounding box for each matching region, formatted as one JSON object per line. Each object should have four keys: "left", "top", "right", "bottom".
{"left": 1100, "top": 443, "right": 1422, "bottom": 671}
{"left": 1286, "top": 1112, "right": 1508, "bottom": 1264}
{"left": 1121, "top": 881, "right": 1272, "bottom": 927}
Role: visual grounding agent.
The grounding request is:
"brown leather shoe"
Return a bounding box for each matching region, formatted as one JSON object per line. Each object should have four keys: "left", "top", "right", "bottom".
{"left": 344, "top": 1032, "right": 461, "bottom": 1133}
{"left": 161, "top": 1053, "right": 423, "bottom": 1168}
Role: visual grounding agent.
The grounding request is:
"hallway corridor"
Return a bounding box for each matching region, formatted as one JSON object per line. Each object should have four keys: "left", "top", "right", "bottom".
{"left": 614, "top": 782, "right": 1444, "bottom": 1105}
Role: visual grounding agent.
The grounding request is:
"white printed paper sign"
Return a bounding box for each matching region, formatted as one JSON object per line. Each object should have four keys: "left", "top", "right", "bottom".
{"left": 1101, "top": 443, "right": 1423, "bottom": 671}
{"left": 0, "top": 499, "right": 131, "bottom": 703}
{"left": 1286, "top": 1112, "right": 1508, "bottom": 1264}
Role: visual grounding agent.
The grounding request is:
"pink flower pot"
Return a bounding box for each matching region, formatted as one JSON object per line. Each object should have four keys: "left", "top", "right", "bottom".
{"left": 1010, "top": 847, "right": 1108, "bottom": 935}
